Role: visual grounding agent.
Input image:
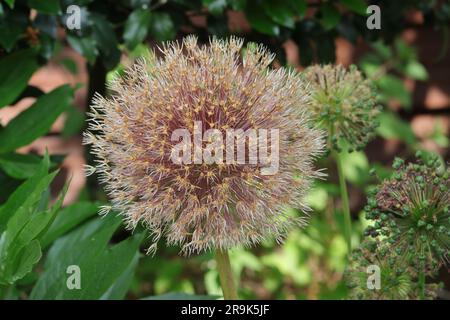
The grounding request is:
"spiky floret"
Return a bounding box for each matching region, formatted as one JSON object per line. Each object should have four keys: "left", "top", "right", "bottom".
{"left": 303, "top": 64, "right": 380, "bottom": 152}
{"left": 345, "top": 239, "right": 439, "bottom": 300}
{"left": 83, "top": 36, "right": 325, "bottom": 255}
{"left": 364, "top": 153, "right": 450, "bottom": 273}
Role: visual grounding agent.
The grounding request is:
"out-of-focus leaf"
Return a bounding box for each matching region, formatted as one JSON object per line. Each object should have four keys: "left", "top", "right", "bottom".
{"left": 341, "top": 0, "right": 367, "bottom": 15}
{"left": 63, "top": 105, "right": 85, "bottom": 138}
{"left": 0, "top": 24, "right": 23, "bottom": 51}
{"left": 5, "top": 0, "right": 15, "bottom": 9}
{"left": 28, "top": 0, "right": 60, "bottom": 14}
{"left": 262, "top": 0, "right": 295, "bottom": 28}
{"left": 67, "top": 34, "right": 98, "bottom": 64}
{"left": 61, "top": 58, "right": 78, "bottom": 75}
{"left": 0, "top": 85, "right": 73, "bottom": 153}
{"left": 0, "top": 153, "right": 42, "bottom": 179}
{"left": 320, "top": 3, "right": 340, "bottom": 30}
{"left": 340, "top": 151, "right": 369, "bottom": 186}
{"left": 376, "top": 111, "right": 417, "bottom": 147}
{"left": 0, "top": 49, "right": 39, "bottom": 108}
{"left": 149, "top": 12, "right": 176, "bottom": 41}
{"left": 245, "top": 2, "right": 280, "bottom": 36}
{"left": 91, "top": 13, "right": 118, "bottom": 55}
{"left": 124, "top": 9, "right": 151, "bottom": 50}
{"left": 376, "top": 74, "right": 411, "bottom": 108}
{"left": 404, "top": 61, "right": 428, "bottom": 81}
{"left": 30, "top": 215, "right": 143, "bottom": 299}
{"left": 203, "top": 0, "right": 227, "bottom": 16}
{"left": 290, "top": 0, "right": 307, "bottom": 17}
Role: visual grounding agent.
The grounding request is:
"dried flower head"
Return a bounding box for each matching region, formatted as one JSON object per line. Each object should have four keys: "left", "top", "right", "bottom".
{"left": 303, "top": 64, "right": 380, "bottom": 152}
{"left": 364, "top": 152, "right": 450, "bottom": 273}
{"left": 345, "top": 239, "right": 439, "bottom": 300}
{"left": 84, "top": 36, "right": 325, "bottom": 255}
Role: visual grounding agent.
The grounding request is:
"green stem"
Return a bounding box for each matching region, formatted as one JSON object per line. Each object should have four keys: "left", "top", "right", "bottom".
{"left": 418, "top": 266, "right": 426, "bottom": 300}
{"left": 215, "top": 249, "right": 238, "bottom": 300}
{"left": 333, "top": 150, "right": 352, "bottom": 254}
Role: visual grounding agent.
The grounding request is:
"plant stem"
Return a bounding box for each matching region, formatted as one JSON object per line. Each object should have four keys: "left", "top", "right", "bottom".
{"left": 418, "top": 267, "right": 426, "bottom": 300}
{"left": 215, "top": 249, "right": 238, "bottom": 300}
{"left": 333, "top": 150, "right": 352, "bottom": 253}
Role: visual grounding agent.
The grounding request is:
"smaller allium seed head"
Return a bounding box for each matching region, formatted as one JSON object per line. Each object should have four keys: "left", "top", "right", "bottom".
{"left": 345, "top": 239, "right": 439, "bottom": 300}
{"left": 303, "top": 64, "right": 380, "bottom": 152}
{"left": 84, "top": 36, "right": 325, "bottom": 255}
{"left": 364, "top": 153, "right": 450, "bottom": 273}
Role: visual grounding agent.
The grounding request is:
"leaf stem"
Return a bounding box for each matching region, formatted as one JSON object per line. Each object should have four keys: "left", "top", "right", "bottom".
{"left": 215, "top": 249, "right": 238, "bottom": 300}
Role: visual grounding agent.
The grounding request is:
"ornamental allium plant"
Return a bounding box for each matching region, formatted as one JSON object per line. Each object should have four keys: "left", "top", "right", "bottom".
{"left": 304, "top": 64, "right": 381, "bottom": 253}
{"left": 84, "top": 36, "right": 325, "bottom": 299}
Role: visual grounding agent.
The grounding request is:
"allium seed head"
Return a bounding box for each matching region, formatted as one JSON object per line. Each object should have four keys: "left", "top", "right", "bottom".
{"left": 303, "top": 64, "right": 380, "bottom": 152}
{"left": 364, "top": 153, "right": 450, "bottom": 273}
{"left": 84, "top": 36, "right": 325, "bottom": 255}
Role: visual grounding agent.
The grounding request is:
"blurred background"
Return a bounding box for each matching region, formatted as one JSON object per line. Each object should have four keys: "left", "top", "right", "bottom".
{"left": 0, "top": 0, "right": 449, "bottom": 299}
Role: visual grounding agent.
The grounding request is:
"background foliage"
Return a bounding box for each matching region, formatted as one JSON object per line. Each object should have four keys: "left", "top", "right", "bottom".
{"left": 0, "top": 0, "right": 449, "bottom": 299}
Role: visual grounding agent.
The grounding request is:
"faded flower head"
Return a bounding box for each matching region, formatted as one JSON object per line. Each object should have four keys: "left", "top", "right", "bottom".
{"left": 345, "top": 239, "right": 439, "bottom": 300}
{"left": 84, "top": 36, "right": 325, "bottom": 255}
{"left": 364, "top": 152, "right": 450, "bottom": 273}
{"left": 303, "top": 64, "right": 380, "bottom": 152}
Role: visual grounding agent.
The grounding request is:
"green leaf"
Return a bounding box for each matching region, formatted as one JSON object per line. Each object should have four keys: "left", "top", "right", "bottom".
{"left": 0, "top": 24, "right": 23, "bottom": 51}
{"left": 142, "top": 292, "right": 221, "bottom": 300}
{"left": 67, "top": 34, "right": 98, "bottom": 64}
{"left": 320, "top": 3, "right": 341, "bottom": 30}
{"left": 63, "top": 105, "right": 85, "bottom": 138}
{"left": 341, "top": 0, "right": 367, "bottom": 15}
{"left": 0, "top": 85, "right": 73, "bottom": 153}
{"left": 5, "top": 0, "right": 15, "bottom": 9}
{"left": 10, "top": 239, "right": 41, "bottom": 283}
{"left": 27, "top": 0, "right": 60, "bottom": 14}
{"left": 0, "top": 153, "right": 43, "bottom": 179}
{"left": 376, "top": 74, "right": 411, "bottom": 108}
{"left": 0, "top": 49, "right": 39, "bottom": 108}
{"left": 91, "top": 13, "right": 118, "bottom": 55}
{"left": 30, "top": 215, "right": 143, "bottom": 299}
{"left": 149, "top": 13, "right": 176, "bottom": 42}
{"left": 123, "top": 9, "right": 152, "bottom": 50}
{"left": 245, "top": 3, "right": 280, "bottom": 36}
{"left": 60, "top": 58, "right": 78, "bottom": 75}
{"left": 289, "top": 0, "right": 307, "bottom": 17}
{"left": 376, "top": 111, "right": 417, "bottom": 148}
{"left": 0, "top": 154, "right": 53, "bottom": 233}
{"left": 203, "top": 0, "right": 227, "bottom": 16}
{"left": 262, "top": 0, "right": 295, "bottom": 28}
{"left": 404, "top": 61, "right": 428, "bottom": 81}
{"left": 40, "top": 201, "right": 100, "bottom": 249}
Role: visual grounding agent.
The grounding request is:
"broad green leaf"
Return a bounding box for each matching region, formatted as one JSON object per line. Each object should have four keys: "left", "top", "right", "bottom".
{"left": 30, "top": 215, "right": 143, "bottom": 299}
{"left": 289, "top": 0, "right": 307, "bottom": 17}
{"left": 123, "top": 9, "right": 152, "bottom": 50}
{"left": 245, "top": 4, "right": 280, "bottom": 36}
{"left": 0, "top": 85, "right": 73, "bottom": 153}
{"left": 10, "top": 240, "right": 41, "bottom": 283}
{"left": 0, "top": 153, "right": 42, "bottom": 179}
{"left": 149, "top": 12, "right": 176, "bottom": 41}
{"left": 340, "top": 150, "right": 369, "bottom": 186}
{"left": 376, "top": 111, "right": 417, "bottom": 147}
{"left": 0, "top": 49, "right": 39, "bottom": 108}
{"left": 40, "top": 201, "right": 100, "bottom": 249}
{"left": 67, "top": 34, "right": 98, "bottom": 64}
{"left": 0, "top": 154, "right": 53, "bottom": 232}
{"left": 341, "top": 0, "right": 367, "bottom": 15}
{"left": 27, "top": 0, "right": 60, "bottom": 14}
{"left": 262, "top": 0, "right": 295, "bottom": 28}
{"left": 142, "top": 292, "right": 221, "bottom": 300}
{"left": 63, "top": 106, "right": 85, "bottom": 138}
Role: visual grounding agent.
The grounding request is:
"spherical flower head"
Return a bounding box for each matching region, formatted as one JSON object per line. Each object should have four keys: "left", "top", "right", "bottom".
{"left": 83, "top": 36, "right": 325, "bottom": 255}
{"left": 364, "top": 153, "right": 450, "bottom": 273}
{"left": 303, "top": 64, "right": 380, "bottom": 152}
{"left": 345, "top": 239, "right": 439, "bottom": 300}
